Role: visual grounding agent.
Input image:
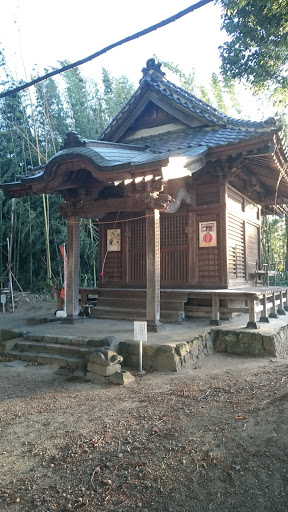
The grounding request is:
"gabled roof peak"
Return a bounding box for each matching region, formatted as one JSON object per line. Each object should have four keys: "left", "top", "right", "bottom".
{"left": 99, "top": 59, "right": 280, "bottom": 143}
{"left": 140, "top": 58, "right": 166, "bottom": 83}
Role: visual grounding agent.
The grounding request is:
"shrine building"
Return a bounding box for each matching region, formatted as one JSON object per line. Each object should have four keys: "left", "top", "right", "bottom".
{"left": 2, "top": 58, "right": 288, "bottom": 331}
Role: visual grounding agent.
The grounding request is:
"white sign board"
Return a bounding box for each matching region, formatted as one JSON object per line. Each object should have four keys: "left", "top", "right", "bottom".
{"left": 1, "top": 294, "right": 6, "bottom": 304}
{"left": 134, "top": 321, "right": 147, "bottom": 342}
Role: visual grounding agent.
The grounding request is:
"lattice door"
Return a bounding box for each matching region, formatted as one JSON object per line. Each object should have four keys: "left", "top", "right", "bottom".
{"left": 128, "top": 217, "right": 146, "bottom": 283}
{"left": 227, "top": 213, "right": 246, "bottom": 281}
{"left": 160, "top": 214, "right": 188, "bottom": 283}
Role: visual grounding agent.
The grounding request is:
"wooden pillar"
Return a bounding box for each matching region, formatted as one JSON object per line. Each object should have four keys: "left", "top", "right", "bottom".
{"left": 284, "top": 289, "right": 288, "bottom": 311}
{"left": 62, "top": 216, "right": 81, "bottom": 324}
{"left": 246, "top": 298, "right": 260, "bottom": 329}
{"left": 209, "top": 293, "right": 221, "bottom": 325}
{"left": 259, "top": 292, "right": 269, "bottom": 323}
{"left": 146, "top": 209, "right": 164, "bottom": 332}
{"left": 269, "top": 291, "right": 278, "bottom": 319}
{"left": 277, "top": 290, "right": 286, "bottom": 315}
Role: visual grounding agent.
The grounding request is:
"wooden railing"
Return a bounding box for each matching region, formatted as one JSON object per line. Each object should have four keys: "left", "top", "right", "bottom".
{"left": 78, "top": 286, "right": 288, "bottom": 329}
{"left": 185, "top": 288, "right": 288, "bottom": 329}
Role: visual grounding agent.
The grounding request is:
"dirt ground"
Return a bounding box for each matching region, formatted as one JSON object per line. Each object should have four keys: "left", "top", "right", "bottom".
{"left": 0, "top": 293, "right": 288, "bottom": 512}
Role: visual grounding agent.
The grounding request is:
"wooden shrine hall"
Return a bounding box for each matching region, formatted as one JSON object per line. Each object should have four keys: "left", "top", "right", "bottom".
{"left": 2, "top": 58, "right": 288, "bottom": 331}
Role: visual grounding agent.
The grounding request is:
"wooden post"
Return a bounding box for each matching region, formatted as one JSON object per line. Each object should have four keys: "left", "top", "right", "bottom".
{"left": 246, "top": 298, "right": 260, "bottom": 329}
{"left": 210, "top": 293, "right": 221, "bottom": 325}
{"left": 269, "top": 291, "right": 278, "bottom": 319}
{"left": 277, "top": 290, "right": 286, "bottom": 315}
{"left": 259, "top": 292, "right": 269, "bottom": 323}
{"left": 284, "top": 289, "right": 288, "bottom": 311}
{"left": 62, "top": 216, "right": 81, "bottom": 324}
{"left": 146, "top": 209, "right": 164, "bottom": 332}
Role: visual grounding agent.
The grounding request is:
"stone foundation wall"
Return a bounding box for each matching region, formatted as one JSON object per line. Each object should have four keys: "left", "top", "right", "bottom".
{"left": 118, "top": 333, "right": 214, "bottom": 372}
{"left": 213, "top": 325, "right": 288, "bottom": 357}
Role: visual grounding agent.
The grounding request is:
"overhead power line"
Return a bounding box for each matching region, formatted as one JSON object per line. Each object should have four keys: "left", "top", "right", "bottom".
{"left": 0, "top": 0, "right": 213, "bottom": 99}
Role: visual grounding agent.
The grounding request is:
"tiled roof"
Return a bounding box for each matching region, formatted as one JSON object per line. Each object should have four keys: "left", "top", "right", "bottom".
{"left": 121, "top": 126, "right": 278, "bottom": 154}
{"left": 99, "top": 58, "right": 279, "bottom": 141}
{"left": 9, "top": 145, "right": 207, "bottom": 189}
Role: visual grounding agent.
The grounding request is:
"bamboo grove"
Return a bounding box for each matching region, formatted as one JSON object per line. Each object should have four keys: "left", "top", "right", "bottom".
{"left": 1, "top": 50, "right": 287, "bottom": 292}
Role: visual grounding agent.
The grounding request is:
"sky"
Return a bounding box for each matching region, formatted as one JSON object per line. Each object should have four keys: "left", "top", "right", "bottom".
{"left": 0, "top": 0, "right": 226, "bottom": 85}
{"left": 0, "top": 0, "right": 276, "bottom": 120}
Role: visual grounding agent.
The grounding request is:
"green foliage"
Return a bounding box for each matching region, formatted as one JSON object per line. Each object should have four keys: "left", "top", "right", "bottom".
{"left": 0, "top": 49, "right": 135, "bottom": 291}
{"left": 219, "top": 0, "right": 288, "bottom": 105}
{"left": 101, "top": 68, "right": 135, "bottom": 124}
{"left": 157, "top": 59, "right": 196, "bottom": 94}
{"left": 161, "top": 58, "right": 250, "bottom": 118}
{"left": 261, "top": 215, "right": 288, "bottom": 284}
{"left": 34, "top": 74, "right": 70, "bottom": 155}
{"left": 211, "top": 72, "right": 227, "bottom": 113}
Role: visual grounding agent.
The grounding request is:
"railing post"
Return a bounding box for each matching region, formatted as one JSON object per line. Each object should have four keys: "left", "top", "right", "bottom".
{"left": 284, "top": 289, "right": 288, "bottom": 312}
{"left": 209, "top": 293, "right": 221, "bottom": 325}
{"left": 269, "top": 291, "right": 278, "bottom": 319}
{"left": 277, "top": 290, "right": 286, "bottom": 315}
{"left": 246, "top": 298, "right": 260, "bottom": 329}
{"left": 259, "top": 293, "right": 269, "bottom": 323}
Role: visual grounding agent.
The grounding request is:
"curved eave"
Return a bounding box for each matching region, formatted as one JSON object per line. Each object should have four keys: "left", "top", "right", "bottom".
{"left": 0, "top": 146, "right": 207, "bottom": 199}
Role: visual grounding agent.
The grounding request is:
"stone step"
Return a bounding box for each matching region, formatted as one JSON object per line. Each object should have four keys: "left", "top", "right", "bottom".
{"left": 5, "top": 350, "right": 86, "bottom": 369}
{"left": 23, "top": 334, "right": 108, "bottom": 348}
{"left": 14, "top": 340, "right": 94, "bottom": 359}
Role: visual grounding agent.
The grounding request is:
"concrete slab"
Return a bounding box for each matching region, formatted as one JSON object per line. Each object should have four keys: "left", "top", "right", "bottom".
{"left": 1, "top": 311, "right": 288, "bottom": 345}
{"left": 1, "top": 311, "right": 288, "bottom": 367}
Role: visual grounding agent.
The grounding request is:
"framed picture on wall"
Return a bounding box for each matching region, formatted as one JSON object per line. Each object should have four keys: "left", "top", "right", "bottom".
{"left": 107, "top": 229, "right": 121, "bottom": 251}
{"left": 199, "top": 221, "right": 217, "bottom": 247}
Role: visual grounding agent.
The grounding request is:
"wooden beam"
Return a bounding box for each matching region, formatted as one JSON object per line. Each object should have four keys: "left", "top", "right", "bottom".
{"left": 58, "top": 189, "right": 173, "bottom": 218}
{"left": 58, "top": 197, "right": 146, "bottom": 217}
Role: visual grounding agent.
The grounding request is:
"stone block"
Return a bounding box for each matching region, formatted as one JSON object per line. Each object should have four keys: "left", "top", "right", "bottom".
{"left": 37, "top": 355, "right": 68, "bottom": 366}
{"left": 89, "top": 348, "right": 123, "bottom": 367}
{"left": 45, "top": 344, "right": 61, "bottom": 354}
{"left": 40, "top": 336, "right": 58, "bottom": 344}
{"left": 188, "top": 339, "right": 200, "bottom": 356}
{"left": 143, "top": 344, "right": 156, "bottom": 357}
{"left": 122, "top": 354, "right": 139, "bottom": 369}
{"left": 20, "top": 352, "right": 37, "bottom": 362}
{"left": 87, "top": 362, "right": 121, "bottom": 376}
{"left": 118, "top": 340, "right": 139, "bottom": 356}
{"left": 0, "top": 339, "right": 17, "bottom": 355}
{"left": 0, "top": 330, "right": 21, "bottom": 342}
{"left": 24, "top": 334, "right": 43, "bottom": 342}
{"left": 108, "top": 370, "right": 135, "bottom": 385}
{"left": 85, "top": 372, "right": 107, "bottom": 383}
{"left": 154, "top": 346, "right": 181, "bottom": 372}
{"left": 56, "top": 336, "right": 72, "bottom": 345}
{"left": 175, "top": 343, "right": 189, "bottom": 357}
{"left": 74, "top": 368, "right": 86, "bottom": 378}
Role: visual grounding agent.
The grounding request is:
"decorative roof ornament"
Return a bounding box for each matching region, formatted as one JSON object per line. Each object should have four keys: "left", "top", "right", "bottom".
{"left": 61, "top": 131, "right": 87, "bottom": 150}
{"left": 140, "top": 58, "right": 166, "bottom": 83}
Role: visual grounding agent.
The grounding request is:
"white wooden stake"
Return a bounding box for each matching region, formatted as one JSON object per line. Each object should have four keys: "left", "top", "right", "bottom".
{"left": 134, "top": 321, "right": 147, "bottom": 375}
{"left": 139, "top": 339, "right": 143, "bottom": 373}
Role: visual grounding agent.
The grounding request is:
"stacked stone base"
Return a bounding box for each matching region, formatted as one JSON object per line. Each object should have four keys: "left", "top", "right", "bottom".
{"left": 118, "top": 332, "right": 214, "bottom": 372}
{"left": 213, "top": 324, "right": 288, "bottom": 357}
{"left": 85, "top": 348, "right": 135, "bottom": 384}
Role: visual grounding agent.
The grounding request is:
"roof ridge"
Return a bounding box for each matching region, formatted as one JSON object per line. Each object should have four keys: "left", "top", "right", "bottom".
{"left": 99, "top": 59, "right": 279, "bottom": 141}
